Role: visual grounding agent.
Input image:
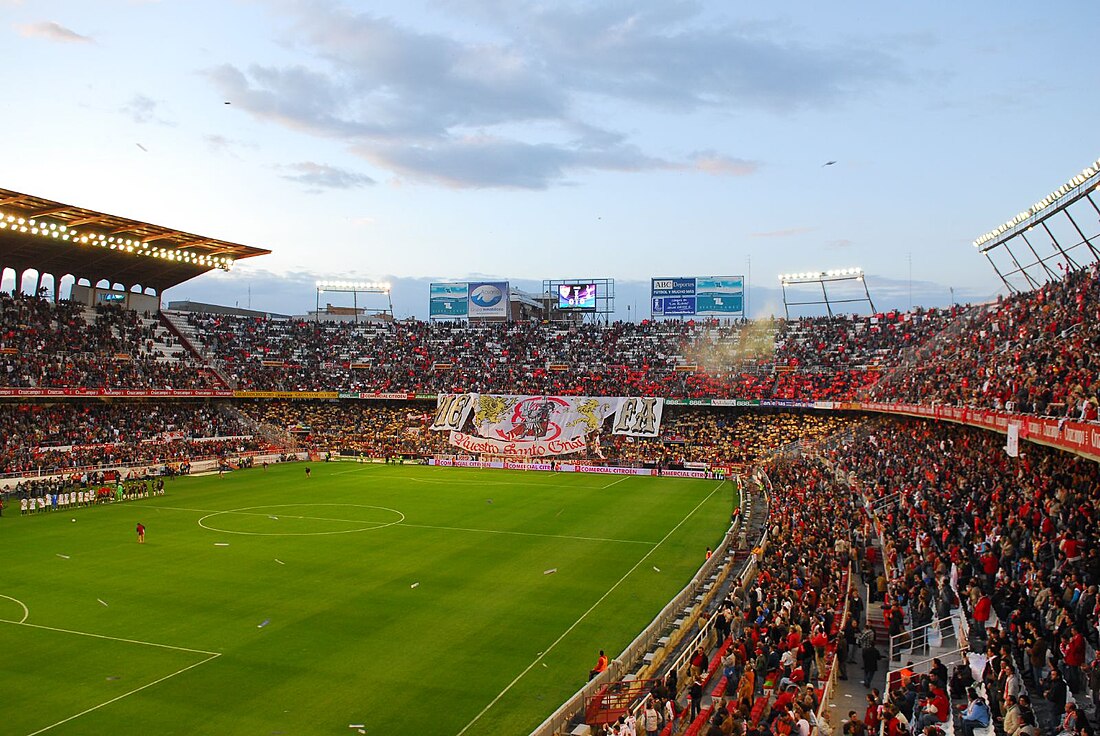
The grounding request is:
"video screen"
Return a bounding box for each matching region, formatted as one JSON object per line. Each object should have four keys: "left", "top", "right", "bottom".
{"left": 557, "top": 283, "right": 597, "bottom": 311}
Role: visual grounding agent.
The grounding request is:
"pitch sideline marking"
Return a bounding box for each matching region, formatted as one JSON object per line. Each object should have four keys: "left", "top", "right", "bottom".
{"left": 397, "top": 522, "right": 655, "bottom": 546}
{"left": 455, "top": 480, "right": 726, "bottom": 736}
{"left": 24, "top": 652, "right": 221, "bottom": 736}
{"left": 601, "top": 476, "right": 629, "bottom": 489}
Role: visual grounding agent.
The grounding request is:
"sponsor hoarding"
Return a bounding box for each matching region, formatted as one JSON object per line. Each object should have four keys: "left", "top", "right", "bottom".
{"left": 650, "top": 276, "right": 743, "bottom": 317}
{"left": 466, "top": 281, "right": 510, "bottom": 319}
{"left": 429, "top": 283, "right": 469, "bottom": 317}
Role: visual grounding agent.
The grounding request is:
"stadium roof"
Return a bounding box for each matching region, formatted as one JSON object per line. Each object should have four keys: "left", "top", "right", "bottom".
{"left": 0, "top": 187, "right": 270, "bottom": 293}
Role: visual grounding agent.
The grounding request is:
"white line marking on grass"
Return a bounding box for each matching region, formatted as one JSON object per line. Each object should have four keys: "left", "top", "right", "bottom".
{"left": 152, "top": 504, "right": 405, "bottom": 536}
{"left": 601, "top": 476, "right": 629, "bottom": 489}
{"left": 197, "top": 504, "right": 405, "bottom": 537}
{"left": 0, "top": 619, "right": 220, "bottom": 656}
{"left": 408, "top": 477, "right": 597, "bottom": 491}
{"left": 332, "top": 464, "right": 389, "bottom": 476}
{"left": 0, "top": 594, "right": 29, "bottom": 624}
{"left": 455, "top": 480, "right": 726, "bottom": 736}
{"left": 23, "top": 651, "right": 220, "bottom": 736}
{"left": 398, "top": 522, "right": 655, "bottom": 546}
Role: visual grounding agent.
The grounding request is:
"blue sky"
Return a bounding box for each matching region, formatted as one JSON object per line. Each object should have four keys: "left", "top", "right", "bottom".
{"left": 1, "top": 0, "right": 1098, "bottom": 318}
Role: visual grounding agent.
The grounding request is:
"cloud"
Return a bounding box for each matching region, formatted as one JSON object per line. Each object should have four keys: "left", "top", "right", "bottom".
{"left": 278, "top": 161, "right": 376, "bottom": 190}
{"left": 827, "top": 238, "right": 856, "bottom": 249}
{"left": 204, "top": 133, "right": 246, "bottom": 158}
{"left": 357, "top": 135, "right": 672, "bottom": 189}
{"left": 121, "top": 94, "right": 174, "bottom": 125}
{"left": 689, "top": 152, "right": 760, "bottom": 177}
{"left": 16, "top": 21, "right": 93, "bottom": 43}
{"left": 205, "top": 2, "right": 902, "bottom": 189}
{"left": 751, "top": 227, "right": 816, "bottom": 239}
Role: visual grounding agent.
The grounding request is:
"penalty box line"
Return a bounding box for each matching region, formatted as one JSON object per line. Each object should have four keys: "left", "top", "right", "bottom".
{"left": 455, "top": 480, "right": 727, "bottom": 736}
{"left": 0, "top": 619, "right": 221, "bottom": 736}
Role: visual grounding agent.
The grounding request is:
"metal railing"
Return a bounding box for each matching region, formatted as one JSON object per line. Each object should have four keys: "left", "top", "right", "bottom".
{"left": 529, "top": 477, "right": 770, "bottom": 736}
{"left": 887, "top": 614, "right": 960, "bottom": 663}
{"left": 813, "top": 563, "right": 853, "bottom": 735}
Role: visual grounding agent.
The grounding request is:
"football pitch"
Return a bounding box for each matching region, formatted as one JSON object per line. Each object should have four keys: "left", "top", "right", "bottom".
{"left": 0, "top": 462, "right": 736, "bottom": 736}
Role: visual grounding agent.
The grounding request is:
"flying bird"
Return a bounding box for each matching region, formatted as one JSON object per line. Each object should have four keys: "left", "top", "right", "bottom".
{"left": 135, "top": 143, "right": 148, "bottom": 152}
{"left": 822, "top": 160, "right": 837, "bottom": 167}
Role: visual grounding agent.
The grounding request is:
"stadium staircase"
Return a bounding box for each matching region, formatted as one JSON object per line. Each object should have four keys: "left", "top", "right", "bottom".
{"left": 218, "top": 404, "right": 298, "bottom": 451}
{"left": 160, "top": 310, "right": 234, "bottom": 388}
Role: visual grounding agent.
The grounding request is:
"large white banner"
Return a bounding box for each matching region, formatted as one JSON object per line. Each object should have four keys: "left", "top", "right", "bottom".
{"left": 471, "top": 395, "right": 618, "bottom": 442}
{"left": 432, "top": 394, "right": 664, "bottom": 441}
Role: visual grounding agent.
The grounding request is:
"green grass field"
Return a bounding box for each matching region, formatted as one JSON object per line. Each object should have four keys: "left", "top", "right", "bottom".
{"left": 0, "top": 462, "right": 736, "bottom": 736}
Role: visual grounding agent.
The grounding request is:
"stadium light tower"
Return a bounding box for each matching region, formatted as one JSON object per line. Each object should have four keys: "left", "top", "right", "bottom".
{"left": 315, "top": 280, "right": 393, "bottom": 323}
{"left": 778, "top": 268, "right": 875, "bottom": 319}
{"left": 972, "top": 157, "right": 1100, "bottom": 293}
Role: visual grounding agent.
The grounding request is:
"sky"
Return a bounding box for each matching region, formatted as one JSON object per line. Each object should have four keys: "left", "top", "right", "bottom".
{"left": 1, "top": 0, "right": 1098, "bottom": 319}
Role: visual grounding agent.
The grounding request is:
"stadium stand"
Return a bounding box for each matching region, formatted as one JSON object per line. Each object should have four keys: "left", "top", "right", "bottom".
{"left": 824, "top": 416, "right": 1099, "bottom": 733}
{"left": 180, "top": 310, "right": 951, "bottom": 399}
{"left": 3, "top": 183, "right": 1099, "bottom": 734}
{"left": 235, "top": 402, "right": 860, "bottom": 466}
{"left": 0, "top": 403, "right": 262, "bottom": 474}
{"left": 870, "top": 263, "right": 1100, "bottom": 416}
{"left": 0, "top": 293, "right": 222, "bottom": 389}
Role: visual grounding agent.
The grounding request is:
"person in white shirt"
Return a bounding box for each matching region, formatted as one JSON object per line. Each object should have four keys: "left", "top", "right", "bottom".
{"left": 795, "top": 708, "right": 812, "bottom": 736}
{"left": 642, "top": 702, "right": 661, "bottom": 736}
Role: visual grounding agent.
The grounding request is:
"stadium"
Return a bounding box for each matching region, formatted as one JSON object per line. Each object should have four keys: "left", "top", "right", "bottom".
{"left": 4, "top": 4, "right": 1100, "bottom": 736}
{"left": 3, "top": 151, "right": 1100, "bottom": 736}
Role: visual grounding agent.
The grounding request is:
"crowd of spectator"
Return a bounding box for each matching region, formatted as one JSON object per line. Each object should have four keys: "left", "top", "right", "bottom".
{"left": 188, "top": 313, "right": 906, "bottom": 400}
{"left": 0, "top": 292, "right": 220, "bottom": 389}
{"left": 640, "top": 454, "right": 867, "bottom": 736}
{"left": 0, "top": 402, "right": 261, "bottom": 474}
{"left": 2, "top": 264, "right": 1100, "bottom": 418}
{"left": 826, "top": 416, "right": 1100, "bottom": 733}
{"left": 871, "top": 263, "right": 1100, "bottom": 418}
{"left": 235, "top": 401, "right": 863, "bottom": 467}
{"left": 604, "top": 409, "right": 859, "bottom": 467}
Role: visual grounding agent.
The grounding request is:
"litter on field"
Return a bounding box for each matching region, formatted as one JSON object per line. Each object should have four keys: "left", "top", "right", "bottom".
{"left": 543, "top": 568, "right": 557, "bottom": 575}
{"left": 274, "top": 559, "right": 285, "bottom": 565}
{"left": 97, "top": 599, "right": 108, "bottom": 607}
{"left": 410, "top": 582, "right": 420, "bottom": 589}
{"left": 653, "top": 566, "right": 661, "bottom": 572}
{"left": 56, "top": 554, "right": 70, "bottom": 559}
{"left": 106, "top": 676, "right": 120, "bottom": 681}
{"left": 214, "top": 543, "right": 229, "bottom": 547}
{"left": 349, "top": 726, "right": 364, "bottom": 730}
{"left": 258, "top": 619, "right": 270, "bottom": 628}
{"left": 269, "top": 516, "right": 278, "bottom": 520}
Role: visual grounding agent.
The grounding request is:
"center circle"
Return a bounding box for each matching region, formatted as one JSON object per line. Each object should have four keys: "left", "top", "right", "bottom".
{"left": 197, "top": 503, "right": 405, "bottom": 536}
{"left": 0, "top": 594, "right": 30, "bottom": 624}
